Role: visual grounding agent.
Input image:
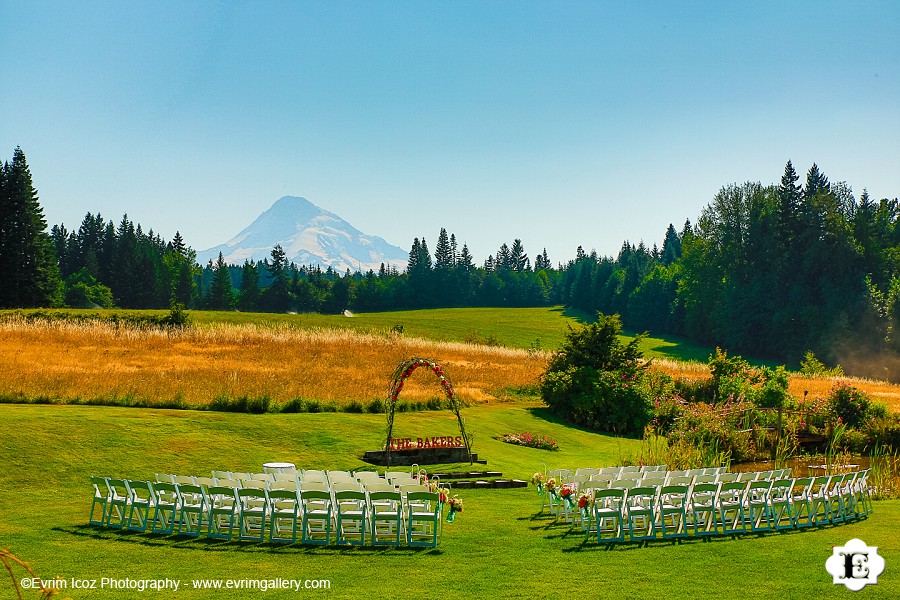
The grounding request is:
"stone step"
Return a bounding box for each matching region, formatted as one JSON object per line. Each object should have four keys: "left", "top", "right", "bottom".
{"left": 449, "top": 479, "right": 527, "bottom": 489}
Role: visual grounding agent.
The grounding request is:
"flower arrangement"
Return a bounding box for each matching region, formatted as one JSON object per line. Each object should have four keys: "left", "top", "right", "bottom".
{"left": 578, "top": 491, "right": 594, "bottom": 517}
{"left": 428, "top": 482, "right": 450, "bottom": 505}
{"left": 531, "top": 472, "right": 545, "bottom": 494}
{"left": 578, "top": 492, "right": 593, "bottom": 509}
{"left": 559, "top": 484, "right": 575, "bottom": 507}
{"left": 447, "top": 495, "right": 464, "bottom": 522}
{"left": 501, "top": 432, "right": 559, "bottom": 451}
{"left": 545, "top": 477, "right": 558, "bottom": 499}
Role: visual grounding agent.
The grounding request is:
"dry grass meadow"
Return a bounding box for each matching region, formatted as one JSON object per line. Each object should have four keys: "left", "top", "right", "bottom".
{"left": 3, "top": 316, "right": 900, "bottom": 412}
{"left": 0, "top": 317, "right": 546, "bottom": 407}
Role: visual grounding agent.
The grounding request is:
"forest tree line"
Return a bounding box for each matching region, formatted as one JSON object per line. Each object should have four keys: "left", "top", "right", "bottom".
{"left": 4, "top": 145, "right": 900, "bottom": 371}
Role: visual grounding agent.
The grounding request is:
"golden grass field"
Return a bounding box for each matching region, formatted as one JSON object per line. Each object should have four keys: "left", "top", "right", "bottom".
{"left": 3, "top": 317, "right": 900, "bottom": 412}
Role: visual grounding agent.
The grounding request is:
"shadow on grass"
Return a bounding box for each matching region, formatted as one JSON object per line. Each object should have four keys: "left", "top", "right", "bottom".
{"left": 525, "top": 406, "right": 642, "bottom": 441}
{"left": 563, "top": 523, "right": 821, "bottom": 553}
{"left": 549, "top": 307, "right": 596, "bottom": 325}
{"left": 55, "top": 525, "right": 444, "bottom": 555}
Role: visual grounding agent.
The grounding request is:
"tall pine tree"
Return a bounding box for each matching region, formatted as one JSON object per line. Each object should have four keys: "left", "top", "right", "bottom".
{"left": 0, "top": 147, "right": 62, "bottom": 307}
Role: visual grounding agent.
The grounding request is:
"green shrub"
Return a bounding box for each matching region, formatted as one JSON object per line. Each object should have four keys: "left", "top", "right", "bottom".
{"left": 343, "top": 400, "right": 365, "bottom": 413}
{"left": 366, "top": 398, "right": 385, "bottom": 413}
{"left": 864, "top": 415, "right": 900, "bottom": 451}
{"left": 707, "top": 348, "right": 790, "bottom": 408}
{"left": 209, "top": 395, "right": 271, "bottom": 414}
{"left": 651, "top": 395, "right": 687, "bottom": 435}
{"left": 799, "top": 351, "right": 843, "bottom": 377}
{"left": 426, "top": 397, "right": 443, "bottom": 411}
{"left": 540, "top": 313, "right": 651, "bottom": 436}
{"left": 671, "top": 377, "right": 717, "bottom": 403}
{"left": 280, "top": 398, "right": 305, "bottom": 413}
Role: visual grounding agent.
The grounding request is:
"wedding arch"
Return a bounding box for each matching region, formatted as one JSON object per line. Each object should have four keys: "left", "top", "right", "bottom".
{"left": 383, "top": 357, "right": 472, "bottom": 466}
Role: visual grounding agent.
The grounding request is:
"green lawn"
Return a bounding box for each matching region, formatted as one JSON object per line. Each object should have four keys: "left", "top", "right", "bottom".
{"left": 2, "top": 403, "right": 897, "bottom": 599}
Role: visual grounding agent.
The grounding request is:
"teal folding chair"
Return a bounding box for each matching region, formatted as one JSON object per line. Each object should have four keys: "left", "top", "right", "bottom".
{"left": 89, "top": 476, "right": 111, "bottom": 526}
{"left": 625, "top": 487, "right": 657, "bottom": 541}
{"left": 335, "top": 490, "right": 368, "bottom": 546}
{"left": 125, "top": 480, "right": 155, "bottom": 532}
{"left": 592, "top": 488, "right": 625, "bottom": 543}
{"left": 406, "top": 491, "right": 440, "bottom": 547}
{"left": 105, "top": 479, "right": 130, "bottom": 529}
{"left": 718, "top": 481, "right": 747, "bottom": 534}
{"left": 746, "top": 480, "right": 773, "bottom": 532}
{"left": 853, "top": 469, "right": 873, "bottom": 517}
{"left": 176, "top": 483, "right": 207, "bottom": 537}
{"left": 150, "top": 482, "right": 178, "bottom": 534}
{"left": 207, "top": 485, "right": 239, "bottom": 540}
{"left": 689, "top": 482, "right": 719, "bottom": 537}
{"left": 789, "top": 477, "right": 814, "bottom": 528}
{"left": 826, "top": 474, "right": 848, "bottom": 524}
{"left": 369, "top": 490, "right": 403, "bottom": 546}
{"left": 268, "top": 489, "right": 299, "bottom": 543}
{"left": 237, "top": 488, "right": 268, "bottom": 542}
{"left": 809, "top": 476, "right": 833, "bottom": 526}
{"left": 300, "top": 490, "right": 333, "bottom": 545}
{"left": 658, "top": 484, "right": 689, "bottom": 539}
{"left": 769, "top": 479, "right": 795, "bottom": 530}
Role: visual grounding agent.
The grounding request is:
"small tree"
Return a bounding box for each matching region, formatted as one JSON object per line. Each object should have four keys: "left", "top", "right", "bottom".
{"left": 540, "top": 313, "right": 652, "bottom": 436}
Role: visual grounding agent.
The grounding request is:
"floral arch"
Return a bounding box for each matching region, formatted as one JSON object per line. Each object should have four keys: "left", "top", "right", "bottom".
{"left": 384, "top": 357, "right": 472, "bottom": 465}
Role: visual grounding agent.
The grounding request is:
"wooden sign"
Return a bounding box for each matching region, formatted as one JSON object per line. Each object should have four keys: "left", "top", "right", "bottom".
{"left": 388, "top": 436, "right": 465, "bottom": 450}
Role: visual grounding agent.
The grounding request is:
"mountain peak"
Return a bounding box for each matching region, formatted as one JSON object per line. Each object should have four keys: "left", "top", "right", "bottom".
{"left": 197, "top": 196, "right": 408, "bottom": 272}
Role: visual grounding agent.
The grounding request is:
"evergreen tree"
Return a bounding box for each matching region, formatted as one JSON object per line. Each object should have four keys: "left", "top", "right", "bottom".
{"left": 434, "top": 228, "right": 453, "bottom": 269}
{"left": 777, "top": 160, "right": 803, "bottom": 246}
{"left": 406, "top": 238, "right": 421, "bottom": 273}
{"left": 0, "top": 147, "right": 62, "bottom": 307}
{"left": 449, "top": 233, "right": 458, "bottom": 266}
{"left": 260, "top": 244, "right": 293, "bottom": 312}
{"left": 238, "top": 260, "right": 260, "bottom": 311}
{"left": 805, "top": 163, "right": 831, "bottom": 199}
{"left": 208, "top": 252, "right": 235, "bottom": 310}
{"left": 510, "top": 239, "right": 529, "bottom": 272}
{"left": 660, "top": 223, "right": 682, "bottom": 265}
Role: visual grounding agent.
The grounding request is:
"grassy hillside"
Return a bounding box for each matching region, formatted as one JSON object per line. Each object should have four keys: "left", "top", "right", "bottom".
{"left": 2, "top": 404, "right": 897, "bottom": 599}
{"left": 2, "top": 306, "right": 723, "bottom": 362}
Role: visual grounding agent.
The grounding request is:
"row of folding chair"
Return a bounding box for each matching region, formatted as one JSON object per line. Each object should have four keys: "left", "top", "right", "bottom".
{"left": 580, "top": 470, "right": 871, "bottom": 543}
{"left": 90, "top": 476, "right": 445, "bottom": 546}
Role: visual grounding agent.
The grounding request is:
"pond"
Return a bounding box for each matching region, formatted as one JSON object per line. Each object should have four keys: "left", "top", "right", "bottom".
{"left": 732, "top": 456, "right": 871, "bottom": 477}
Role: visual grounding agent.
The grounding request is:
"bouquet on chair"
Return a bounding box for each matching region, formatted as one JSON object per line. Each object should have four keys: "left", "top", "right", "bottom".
{"left": 429, "top": 482, "right": 450, "bottom": 510}
{"left": 545, "top": 478, "right": 558, "bottom": 500}
{"left": 531, "top": 472, "right": 546, "bottom": 494}
{"left": 560, "top": 485, "right": 575, "bottom": 508}
{"left": 578, "top": 491, "right": 594, "bottom": 519}
{"left": 447, "top": 495, "right": 464, "bottom": 522}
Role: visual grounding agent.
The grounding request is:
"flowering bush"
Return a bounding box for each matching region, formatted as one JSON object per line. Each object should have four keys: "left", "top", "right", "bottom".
{"left": 502, "top": 432, "right": 559, "bottom": 451}
{"left": 828, "top": 383, "right": 872, "bottom": 429}
{"left": 665, "top": 399, "right": 754, "bottom": 463}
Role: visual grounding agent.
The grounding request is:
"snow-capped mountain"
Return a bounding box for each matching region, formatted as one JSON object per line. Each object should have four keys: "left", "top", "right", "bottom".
{"left": 197, "top": 196, "right": 408, "bottom": 272}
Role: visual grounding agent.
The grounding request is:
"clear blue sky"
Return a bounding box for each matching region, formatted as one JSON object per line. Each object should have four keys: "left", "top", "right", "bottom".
{"left": 2, "top": 1, "right": 899, "bottom": 265}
